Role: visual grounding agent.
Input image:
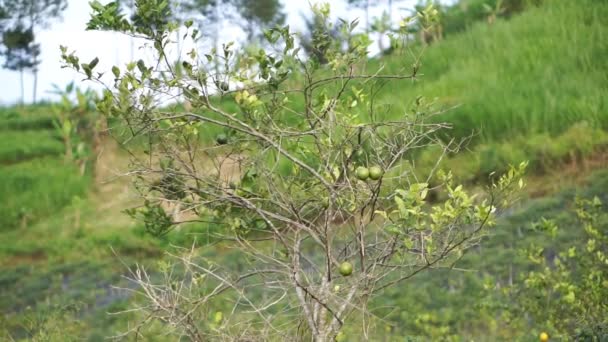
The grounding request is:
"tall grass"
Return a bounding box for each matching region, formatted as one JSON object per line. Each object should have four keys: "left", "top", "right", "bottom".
{"left": 0, "top": 157, "right": 89, "bottom": 230}
{"left": 0, "top": 105, "right": 57, "bottom": 130}
{"left": 0, "top": 130, "right": 64, "bottom": 163}
{"left": 374, "top": 0, "right": 608, "bottom": 144}
{"left": 0, "top": 115, "right": 57, "bottom": 131}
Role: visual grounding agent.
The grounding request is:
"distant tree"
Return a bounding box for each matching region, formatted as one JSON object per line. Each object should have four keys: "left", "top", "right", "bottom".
{"left": 178, "top": 0, "right": 284, "bottom": 48}
{"left": 414, "top": 1, "right": 443, "bottom": 45}
{"left": 347, "top": 0, "right": 411, "bottom": 54}
{"left": 179, "top": 0, "right": 233, "bottom": 53}
{"left": 299, "top": 7, "right": 341, "bottom": 64}
{"left": 0, "top": 0, "right": 67, "bottom": 103}
{"left": 0, "top": 5, "right": 8, "bottom": 28}
{"left": 370, "top": 11, "right": 392, "bottom": 53}
{"left": 236, "top": 0, "right": 285, "bottom": 41}
{"left": 347, "top": 0, "right": 371, "bottom": 32}
{"left": 346, "top": 0, "right": 400, "bottom": 29}
{"left": 0, "top": 6, "right": 8, "bottom": 56}
{"left": 483, "top": 0, "right": 505, "bottom": 25}
{"left": 1, "top": 25, "right": 38, "bottom": 104}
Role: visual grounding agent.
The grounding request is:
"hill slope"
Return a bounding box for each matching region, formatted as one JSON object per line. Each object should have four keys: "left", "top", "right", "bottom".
{"left": 377, "top": 0, "right": 608, "bottom": 144}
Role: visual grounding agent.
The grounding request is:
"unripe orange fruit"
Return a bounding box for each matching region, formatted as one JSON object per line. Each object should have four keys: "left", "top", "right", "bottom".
{"left": 339, "top": 262, "right": 353, "bottom": 276}
{"left": 355, "top": 167, "right": 369, "bottom": 181}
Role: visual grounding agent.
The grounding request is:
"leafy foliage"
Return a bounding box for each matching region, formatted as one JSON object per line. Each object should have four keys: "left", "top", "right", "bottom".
{"left": 236, "top": 0, "right": 285, "bottom": 40}
{"left": 0, "top": 25, "right": 39, "bottom": 71}
{"left": 507, "top": 197, "right": 608, "bottom": 340}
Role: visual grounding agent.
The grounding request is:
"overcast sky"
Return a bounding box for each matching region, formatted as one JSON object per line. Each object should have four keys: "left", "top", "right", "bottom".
{"left": 0, "top": 0, "right": 428, "bottom": 105}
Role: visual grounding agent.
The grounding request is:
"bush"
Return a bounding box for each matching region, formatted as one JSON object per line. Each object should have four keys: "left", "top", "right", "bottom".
{"left": 0, "top": 105, "right": 58, "bottom": 130}
{"left": 505, "top": 196, "right": 608, "bottom": 340}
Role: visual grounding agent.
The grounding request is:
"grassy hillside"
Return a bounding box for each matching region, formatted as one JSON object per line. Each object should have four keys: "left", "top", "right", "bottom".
{"left": 376, "top": 0, "right": 608, "bottom": 144}
{"left": 0, "top": 110, "right": 89, "bottom": 231}
{"left": 0, "top": 107, "right": 209, "bottom": 340}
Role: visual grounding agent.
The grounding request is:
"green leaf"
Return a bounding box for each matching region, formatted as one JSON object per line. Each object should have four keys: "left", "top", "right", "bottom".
{"left": 395, "top": 196, "right": 407, "bottom": 217}
{"left": 82, "top": 64, "right": 92, "bottom": 79}
{"left": 137, "top": 59, "right": 147, "bottom": 73}
{"left": 89, "top": 57, "right": 99, "bottom": 69}
{"left": 112, "top": 66, "right": 120, "bottom": 78}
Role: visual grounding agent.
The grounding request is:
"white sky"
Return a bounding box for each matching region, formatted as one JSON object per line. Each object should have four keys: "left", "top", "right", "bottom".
{"left": 0, "top": 0, "right": 428, "bottom": 105}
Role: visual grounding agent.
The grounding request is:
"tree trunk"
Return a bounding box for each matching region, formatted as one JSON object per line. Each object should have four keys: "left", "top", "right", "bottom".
{"left": 365, "top": 0, "right": 370, "bottom": 33}
{"left": 29, "top": 11, "right": 37, "bottom": 104}
{"left": 32, "top": 69, "right": 38, "bottom": 104}
{"left": 314, "top": 335, "right": 327, "bottom": 342}
{"left": 130, "top": 0, "right": 135, "bottom": 60}
{"left": 215, "top": 0, "right": 221, "bottom": 76}
{"left": 20, "top": 69, "right": 25, "bottom": 105}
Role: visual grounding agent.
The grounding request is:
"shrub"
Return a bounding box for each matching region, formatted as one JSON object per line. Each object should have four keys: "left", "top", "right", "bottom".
{"left": 60, "top": 1, "right": 526, "bottom": 340}
{"left": 505, "top": 196, "right": 608, "bottom": 340}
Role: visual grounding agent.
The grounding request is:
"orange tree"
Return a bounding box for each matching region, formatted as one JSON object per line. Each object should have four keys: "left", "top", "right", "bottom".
{"left": 62, "top": 1, "right": 525, "bottom": 340}
{"left": 505, "top": 197, "right": 608, "bottom": 340}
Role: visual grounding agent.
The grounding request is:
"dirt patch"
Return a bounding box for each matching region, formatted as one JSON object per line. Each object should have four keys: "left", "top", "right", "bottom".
{"left": 526, "top": 149, "right": 608, "bottom": 198}
{"left": 89, "top": 138, "right": 140, "bottom": 229}
{"left": 4, "top": 250, "right": 47, "bottom": 267}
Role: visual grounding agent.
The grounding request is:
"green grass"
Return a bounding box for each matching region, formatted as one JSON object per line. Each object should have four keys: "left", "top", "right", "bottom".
{"left": 0, "top": 104, "right": 57, "bottom": 130}
{"left": 410, "top": 122, "right": 608, "bottom": 184}
{"left": 0, "top": 115, "right": 57, "bottom": 131}
{"left": 374, "top": 0, "right": 608, "bottom": 145}
{"left": 0, "top": 157, "right": 90, "bottom": 230}
{"left": 0, "top": 130, "right": 64, "bottom": 163}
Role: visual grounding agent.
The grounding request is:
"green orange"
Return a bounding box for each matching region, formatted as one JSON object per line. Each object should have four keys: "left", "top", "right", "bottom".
{"left": 339, "top": 262, "right": 353, "bottom": 276}
{"left": 368, "top": 165, "right": 383, "bottom": 180}
{"left": 355, "top": 167, "right": 369, "bottom": 181}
